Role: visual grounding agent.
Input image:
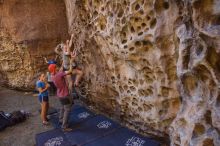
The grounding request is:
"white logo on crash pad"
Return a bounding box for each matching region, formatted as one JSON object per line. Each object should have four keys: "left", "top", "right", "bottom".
{"left": 78, "top": 112, "right": 90, "bottom": 119}
{"left": 125, "top": 136, "right": 145, "bottom": 146}
{"left": 44, "top": 136, "right": 63, "bottom": 146}
{"left": 97, "top": 121, "right": 112, "bottom": 129}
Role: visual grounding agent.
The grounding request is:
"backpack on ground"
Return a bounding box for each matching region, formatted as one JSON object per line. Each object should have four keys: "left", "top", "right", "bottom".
{"left": 0, "top": 111, "right": 10, "bottom": 131}
{"left": 9, "top": 110, "right": 26, "bottom": 126}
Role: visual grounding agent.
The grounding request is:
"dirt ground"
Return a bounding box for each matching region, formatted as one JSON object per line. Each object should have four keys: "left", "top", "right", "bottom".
{"left": 0, "top": 87, "right": 60, "bottom": 146}
{"left": 0, "top": 87, "right": 167, "bottom": 146}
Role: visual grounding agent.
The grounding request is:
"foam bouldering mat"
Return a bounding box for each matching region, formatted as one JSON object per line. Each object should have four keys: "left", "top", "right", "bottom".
{"left": 83, "top": 127, "right": 161, "bottom": 146}
{"left": 36, "top": 104, "right": 161, "bottom": 146}
{"left": 35, "top": 129, "right": 71, "bottom": 146}
{"left": 64, "top": 115, "right": 121, "bottom": 146}
{"left": 50, "top": 105, "right": 95, "bottom": 129}
{"left": 71, "top": 103, "right": 85, "bottom": 111}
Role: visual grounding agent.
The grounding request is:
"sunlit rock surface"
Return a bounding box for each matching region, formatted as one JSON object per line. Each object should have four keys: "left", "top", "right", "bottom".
{"left": 64, "top": 0, "right": 220, "bottom": 145}
{"left": 64, "top": 0, "right": 180, "bottom": 139}
{"left": 169, "top": 0, "right": 220, "bottom": 146}
{"left": 0, "top": 0, "right": 68, "bottom": 88}
{"left": 1, "top": 0, "right": 220, "bottom": 145}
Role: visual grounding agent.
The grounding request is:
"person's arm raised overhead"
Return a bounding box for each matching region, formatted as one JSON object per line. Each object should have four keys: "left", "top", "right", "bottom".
{"left": 55, "top": 44, "right": 62, "bottom": 55}
{"left": 68, "top": 34, "right": 74, "bottom": 49}
{"left": 65, "top": 40, "right": 71, "bottom": 55}
{"left": 44, "top": 57, "right": 48, "bottom": 64}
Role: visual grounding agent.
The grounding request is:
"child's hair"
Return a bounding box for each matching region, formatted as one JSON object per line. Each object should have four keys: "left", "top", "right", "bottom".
{"left": 39, "top": 73, "right": 45, "bottom": 80}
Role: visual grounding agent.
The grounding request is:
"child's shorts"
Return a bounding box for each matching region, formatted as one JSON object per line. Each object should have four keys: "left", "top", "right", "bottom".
{"left": 38, "top": 96, "right": 49, "bottom": 103}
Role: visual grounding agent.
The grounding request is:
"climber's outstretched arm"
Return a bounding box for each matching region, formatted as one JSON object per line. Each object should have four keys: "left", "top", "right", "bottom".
{"left": 55, "top": 44, "right": 62, "bottom": 55}
{"left": 68, "top": 34, "right": 74, "bottom": 49}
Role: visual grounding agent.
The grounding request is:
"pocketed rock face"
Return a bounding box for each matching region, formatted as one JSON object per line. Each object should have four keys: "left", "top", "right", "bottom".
{"left": 0, "top": 0, "right": 68, "bottom": 89}
{"left": 64, "top": 0, "right": 180, "bottom": 138}
{"left": 65, "top": 0, "right": 220, "bottom": 145}
{"left": 170, "top": 1, "right": 220, "bottom": 146}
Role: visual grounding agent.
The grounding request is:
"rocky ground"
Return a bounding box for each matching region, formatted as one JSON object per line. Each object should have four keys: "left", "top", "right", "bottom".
{"left": 0, "top": 87, "right": 60, "bottom": 146}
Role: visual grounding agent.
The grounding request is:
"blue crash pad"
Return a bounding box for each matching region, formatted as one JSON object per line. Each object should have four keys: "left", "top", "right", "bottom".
{"left": 71, "top": 104, "right": 85, "bottom": 111}
{"left": 64, "top": 115, "right": 121, "bottom": 146}
{"left": 35, "top": 129, "right": 71, "bottom": 146}
{"left": 83, "top": 127, "right": 161, "bottom": 146}
{"left": 36, "top": 104, "right": 161, "bottom": 146}
{"left": 50, "top": 105, "right": 95, "bottom": 129}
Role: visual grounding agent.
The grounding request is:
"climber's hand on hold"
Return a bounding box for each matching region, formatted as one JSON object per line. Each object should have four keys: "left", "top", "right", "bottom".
{"left": 71, "top": 50, "right": 77, "bottom": 59}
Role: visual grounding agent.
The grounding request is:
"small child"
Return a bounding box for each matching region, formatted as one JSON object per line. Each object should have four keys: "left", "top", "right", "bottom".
{"left": 36, "top": 73, "right": 50, "bottom": 125}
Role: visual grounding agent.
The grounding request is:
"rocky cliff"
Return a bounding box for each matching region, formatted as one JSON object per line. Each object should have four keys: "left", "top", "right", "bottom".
{"left": 0, "top": 0, "right": 68, "bottom": 88}
{"left": 1, "top": 0, "right": 220, "bottom": 145}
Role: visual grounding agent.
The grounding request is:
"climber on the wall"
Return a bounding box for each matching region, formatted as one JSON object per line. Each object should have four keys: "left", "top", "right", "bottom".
{"left": 48, "top": 55, "right": 75, "bottom": 132}
{"left": 54, "top": 34, "right": 83, "bottom": 96}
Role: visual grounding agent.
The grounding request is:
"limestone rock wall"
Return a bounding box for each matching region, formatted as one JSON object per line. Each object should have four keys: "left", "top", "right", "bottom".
{"left": 64, "top": 0, "right": 220, "bottom": 145}
{"left": 0, "top": 28, "right": 32, "bottom": 87}
{"left": 170, "top": 0, "right": 220, "bottom": 146}
{"left": 0, "top": 0, "right": 68, "bottom": 89}
{"left": 64, "top": 0, "right": 180, "bottom": 138}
